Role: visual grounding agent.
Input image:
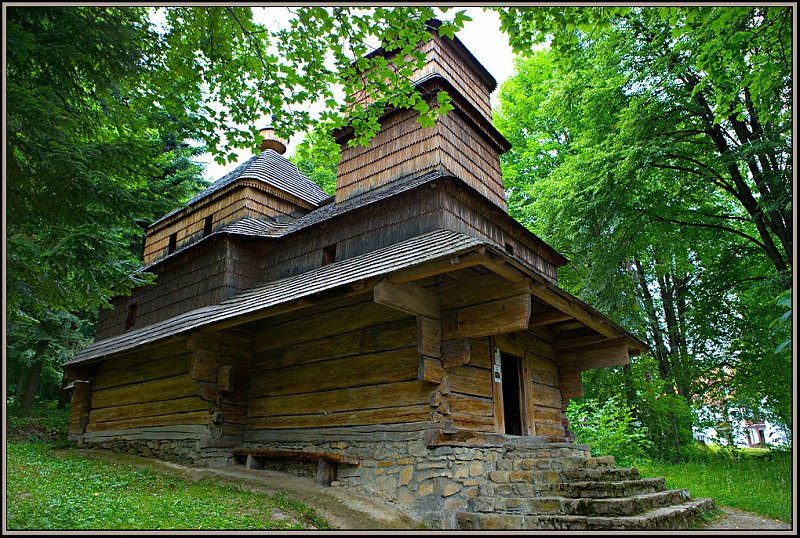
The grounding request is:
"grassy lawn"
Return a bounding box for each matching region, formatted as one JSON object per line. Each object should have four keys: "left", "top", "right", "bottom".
{"left": 637, "top": 446, "right": 793, "bottom": 524}
{"left": 6, "top": 440, "right": 330, "bottom": 531}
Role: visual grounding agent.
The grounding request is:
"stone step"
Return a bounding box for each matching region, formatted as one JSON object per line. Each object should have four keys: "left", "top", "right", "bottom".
{"left": 554, "top": 477, "right": 665, "bottom": 498}
{"left": 504, "top": 446, "right": 592, "bottom": 460}
{"left": 487, "top": 476, "right": 662, "bottom": 499}
{"left": 475, "top": 488, "right": 689, "bottom": 517}
{"left": 560, "top": 467, "right": 640, "bottom": 482}
{"left": 457, "top": 497, "right": 715, "bottom": 530}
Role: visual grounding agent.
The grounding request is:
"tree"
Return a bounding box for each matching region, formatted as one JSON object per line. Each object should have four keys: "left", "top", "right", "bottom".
{"left": 493, "top": 6, "right": 792, "bottom": 454}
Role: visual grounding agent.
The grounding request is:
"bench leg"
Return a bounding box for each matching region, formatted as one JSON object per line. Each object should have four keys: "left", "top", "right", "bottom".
{"left": 315, "top": 459, "right": 337, "bottom": 486}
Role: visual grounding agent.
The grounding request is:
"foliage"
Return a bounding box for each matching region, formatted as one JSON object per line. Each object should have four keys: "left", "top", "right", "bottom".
{"left": 6, "top": 400, "right": 72, "bottom": 443}
{"left": 638, "top": 448, "right": 792, "bottom": 522}
{"left": 6, "top": 441, "right": 330, "bottom": 530}
{"left": 494, "top": 6, "right": 792, "bottom": 454}
{"left": 290, "top": 127, "right": 340, "bottom": 196}
{"left": 566, "top": 396, "right": 654, "bottom": 467}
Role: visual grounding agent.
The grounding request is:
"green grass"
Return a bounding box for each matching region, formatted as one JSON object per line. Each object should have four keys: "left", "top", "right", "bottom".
{"left": 6, "top": 441, "right": 331, "bottom": 531}
{"left": 637, "top": 445, "right": 793, "bottom": 523}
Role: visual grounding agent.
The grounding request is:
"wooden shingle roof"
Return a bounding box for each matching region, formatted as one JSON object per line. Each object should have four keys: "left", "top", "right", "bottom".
{"left": 65, "top": 229, "right": 485, "bottom": 366}
{"left": 151, "top": 149, "right": 329, "bottom": 227}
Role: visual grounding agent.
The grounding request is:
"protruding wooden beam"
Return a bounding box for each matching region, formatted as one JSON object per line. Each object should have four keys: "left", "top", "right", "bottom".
{"left": 529, "top": 281, "right": 620, "bottom": 340}
{"left": 441, "top": 338, "right": 471, "bottom": 368}
{"left": 557, "top": 337, "right": 630, "bottom": 371}
{"left": 417, "top": 316, "right": 442, "bottom": 358}
{"left": 480, "top": 252, "right": 526, "bottom": 283}
{"left": 530, "top": 309, "right": 574, "bottom": 326}
{"left": 553, "top": 332, "right": 612, "bottom": 352}
{"left": 387, "top": 251, "right": 486, "bottom": 285}
{"left": 419, "top": 356, "right": 444, "bottom": 384}
{"left": 374, "top": 279, "right": 440, "bottom": 319}
{"left": 442, "top": 293, "right": 531, "bottom": 339}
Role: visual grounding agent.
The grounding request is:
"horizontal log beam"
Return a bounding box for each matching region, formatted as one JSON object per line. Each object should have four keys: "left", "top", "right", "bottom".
{"left": 553, "top": 332, "right": 612, "bottom": 352}
{"left": 387, "top": 251, "right": 486, "bottom": 285}
{"left": 374, "top": 279, "right": 440, "bottom": 319}
{"left": 529, "top": 281, "right": 620, "bottom": 340}
{"left": 559, "top": 369, "right": 584, "bottom": 399}
{"left": 441, "top": 338, "right": 471, "bottom": 368}
{"left": 558, "top": 337, "right": 630, "bottom": 371}
{"left": 442, "top": 293, "right": 531, "bottom": 340}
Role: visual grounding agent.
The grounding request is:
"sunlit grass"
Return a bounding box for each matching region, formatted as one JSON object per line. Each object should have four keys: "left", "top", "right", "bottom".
{"left": 638, "top": 446, "right": 792, "bottom": 523}
{"left": 6, "top": 441, "right": 331, "bottom": 531}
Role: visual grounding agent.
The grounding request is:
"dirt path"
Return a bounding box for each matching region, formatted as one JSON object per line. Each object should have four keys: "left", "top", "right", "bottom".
{"left": 702, "top": 507, "right": 792, "bottom": 531}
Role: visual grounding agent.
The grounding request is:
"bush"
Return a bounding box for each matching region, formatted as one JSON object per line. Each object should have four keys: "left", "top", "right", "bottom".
{"left": 7, "top": 400, "right": 71, "bottom": 442}
{"left": 566, "top": 395, "right": 654, "bottom": 466}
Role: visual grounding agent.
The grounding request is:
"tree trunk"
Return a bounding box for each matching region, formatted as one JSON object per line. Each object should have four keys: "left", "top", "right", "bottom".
{"left": 57, "top": 373, "right": 70, "bottom": 410}
{"left": 21, "top": 360, "right": 44, "bottom": 412}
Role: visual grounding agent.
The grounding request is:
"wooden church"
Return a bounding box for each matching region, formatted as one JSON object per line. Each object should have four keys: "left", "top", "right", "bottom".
{"left": 63, "top": 21, "right": 713, "bottom": 530}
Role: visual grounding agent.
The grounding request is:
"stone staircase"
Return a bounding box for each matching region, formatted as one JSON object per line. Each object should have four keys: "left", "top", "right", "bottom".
{"left": 456, "top": 442, "right": 714, "bottom": 530}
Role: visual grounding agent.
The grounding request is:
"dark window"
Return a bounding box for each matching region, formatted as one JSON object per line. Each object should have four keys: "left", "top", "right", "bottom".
{"left": 322, "top": 244, "right": 337, "bottom": 266}
{"left": 504, "top": 242, "right": 514, "bottom": 255}
{"left": 168, "top": 232, "right": 177, "bottom": 254}
{"left": 758, "top": 429, "right": 766, "bottom": 444}
{"left": 203, "top": 215, "right": 213, "bottom": 237}
{"left": 125, "top": 303, "right": 138, "bottom": 331}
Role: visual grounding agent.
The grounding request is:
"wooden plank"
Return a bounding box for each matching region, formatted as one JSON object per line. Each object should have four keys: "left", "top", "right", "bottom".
{"left": 99, "top": 339, "right": 190, "bottom": 373}
{"left": 451, "top": 413, "right": 496, "bottom": 432}
{"left": 450, "top": 365, "right": 493, "bottom": 398}
{"left": 417, "top": 316, "right": 441, "bottom": 358}
{"left": 528, "top": 356, "right": 559, "bottom": 387}
{"left": 386, "top": 251, "right": 486, "bottom": 285}
{"left": 491, "top": 346, "right": 505, "bottom": 434}
{"left": 449, "top": 393, "right": 494, "bottom": 417}
{"left": 559, "top": 368, "right": 584, "bottom": 399}
{"left": 558, "top": 338, "right": 630, "bottom": 371}
{"left": 246, "top": 404, "right": 432, "bottom": 430}
{"left": 534, "top": 405, "right": 564, "bottom": 424}
{"left": 248, "top": 380, "right": 432, "bottom": 418}
{"left": 438, "top": 272, "right": 531, "bottom": 310}
{"left": 249, "top": 347, "right": 419, "bottom": 397}
{"left": 468, "top": 337, "right": 491, "bottom": 369}
{"left": 442, "top": 294, "right": 531, "bottom": 339}
{"left": 232, "top": 447, "right": 359, "bottom": 465}
{"left": 530, "top": 309, "right": 574, "bottom": 326}
{"left": 91, "top": 374, "right": 198, "bottom": 409}
{"left": 254, "top": 300, "right": 409, "bottom": 352}
{"left": 85, "top": 410, "right": 210, "bottom": 432}
{"left": 535, "top": 422, "right": 566, "bottom": 437}
{"left": 532, "top": 383, "right": 563, "bottom": 409}
{"left": 92, "top": 355, "right": 191, "bottom": 391}
{"left": 553, "top": 332, "right": 612, "bottom": 352}
{"left": 425, "top": 428, "right": 508, "bottom": 447}
{"left": 480, "top": 252, "right": 526, "bottom": 282}
{"left": 254, "top": 318, "right": 417, "bottom": 370}
{"left": 89, "top": 396, "right": 208, "bottom": 424}
{"left": 521, "top": 356, "right": 536, "bottom": 436}
{"left": 374, "top": 279, "right": 441, "bottom": 319}
{"left": 529, "top": 282, "right": 621, "bottom": 340}
{"left": 442, "top": 338, "right": 470, "bottom": 368}
{"left": 419, "top": 356, "right": 444, "bottom": 384}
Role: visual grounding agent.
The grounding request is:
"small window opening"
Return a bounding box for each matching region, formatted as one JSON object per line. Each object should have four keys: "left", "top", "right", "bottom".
{"left": 504, "top": 242, "right": 514, "bottom": 256}
{"left": 168, "top": 232, "right": 177, "bottom": 254}
{"left": 125, "top": 303, "right": 138, "bottom": 331}
{"left": 203, "top": 215, "right": 213, "bottom": 237}
{"left": 322, "top": 244, "right": 337, "bottom": 266}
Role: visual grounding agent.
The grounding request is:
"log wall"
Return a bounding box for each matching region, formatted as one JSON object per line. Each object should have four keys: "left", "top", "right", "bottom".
{"left": 246, "top": 295, "right": 434, "bottom": 430}
{"left": 96, "top": 237, "right": 267, "bottom": 340}
{"left": 143, "top": 183, "right": 314, "bottom": 264}
{"left": 83, "top": 339, "right": 208, "bottom": 434}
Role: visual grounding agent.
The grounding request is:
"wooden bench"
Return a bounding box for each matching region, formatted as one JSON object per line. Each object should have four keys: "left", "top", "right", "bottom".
{"left": 232, "top": 447, "right": 359, "bottom": 486}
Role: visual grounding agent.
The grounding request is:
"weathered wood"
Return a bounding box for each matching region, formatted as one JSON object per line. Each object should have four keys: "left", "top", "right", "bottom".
{"left": 521, "top": 356, "right": 536, "bottom": 436}
{"left": 480, "top": 252, "right": 526, "bottom": 283}
{"left": 529, "top": 281, "right": 621, "bottom": 340}
{"left": 442, "top": 294, "right": 531, "bottom": 339}
{"left": 468, "top": 337, "right": 491, "bottom": 369}
{"left": 69, "top": 380, "right": 92, "bottom": 435}
{"left": 553, "top": 332, "right": 612, "bottom": 352}
{"left": 534, "top": 422, "right": 566, "bottom": 437}
{"left": 559, "top": 368, "right": 584, "bottom": 399}
{"left": 425, "top": 427, "right": 509, "bottom": 447}
{"left": 254, "top": 318, "right": 417, "bottom": 370}
{"left": 217, "top": 365, "right": 235, "bottom": 393}
{"left": 528, "top": 356, "right": 559, "bottom": 387}
{"left": 530, "top": 309, "right": 574, "bottom": 326}
{"left": 91, "top": 374, "right": 198, "bottom": 409}
{"left": 85, "top": 410, "right": 210, "bottom": 432}
{"left": 491, "top": 346, "right": 505, "bottom": 434}
{"left": 232, "top": 447, "right": 359, "bottom": 465}
{"left": 416, "top": 316, "right": 442, "bottom": 358}
{"left": 89, "top": 396, "right": 208, "bottom": 425}
{"left": 248, "top": 380, "right": 432, "bottom": 418}
{"left": 246, "top": 404, "right": 432, "bottom": 430}
{"left": 450, "top": 412, "right": 496, "bottom": 432}
{"left": 437, "top": 272, "right": 531, "bottom": 310}
{"left": 449, "top": 393, "right": 493, "bottom": 417}
{"left": 419, "top": 356, "right": 444, "bottom": 384}
{"left": 92, "top": 354, "right": 192, "bottom": 391}
{"left": 386, "top": 251, "right": 486, "bottom": 285}
{"left": 249, "top": 347, "right": 419, "bottom": 397}
{"left": 557, "top": 337, "right": 630, "bottom": 371}
{"left": 254, "top": 299, "right": 409, "bottom": 352}
{"left": 374, "top": 279, "right": 440, "bottom": 319}
{"left": 449, "top": 365, "right": 493, "bottom": 398}
{"left": 442, "top": 338, "right": 470, "bottom": 368}
{"left": 532, "top": 383, "right": 563, "bottom": 409}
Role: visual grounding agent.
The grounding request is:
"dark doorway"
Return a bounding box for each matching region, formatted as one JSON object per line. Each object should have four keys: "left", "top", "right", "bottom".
{"left": 501, "top": 353, "right": 523, "bottom": 436}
